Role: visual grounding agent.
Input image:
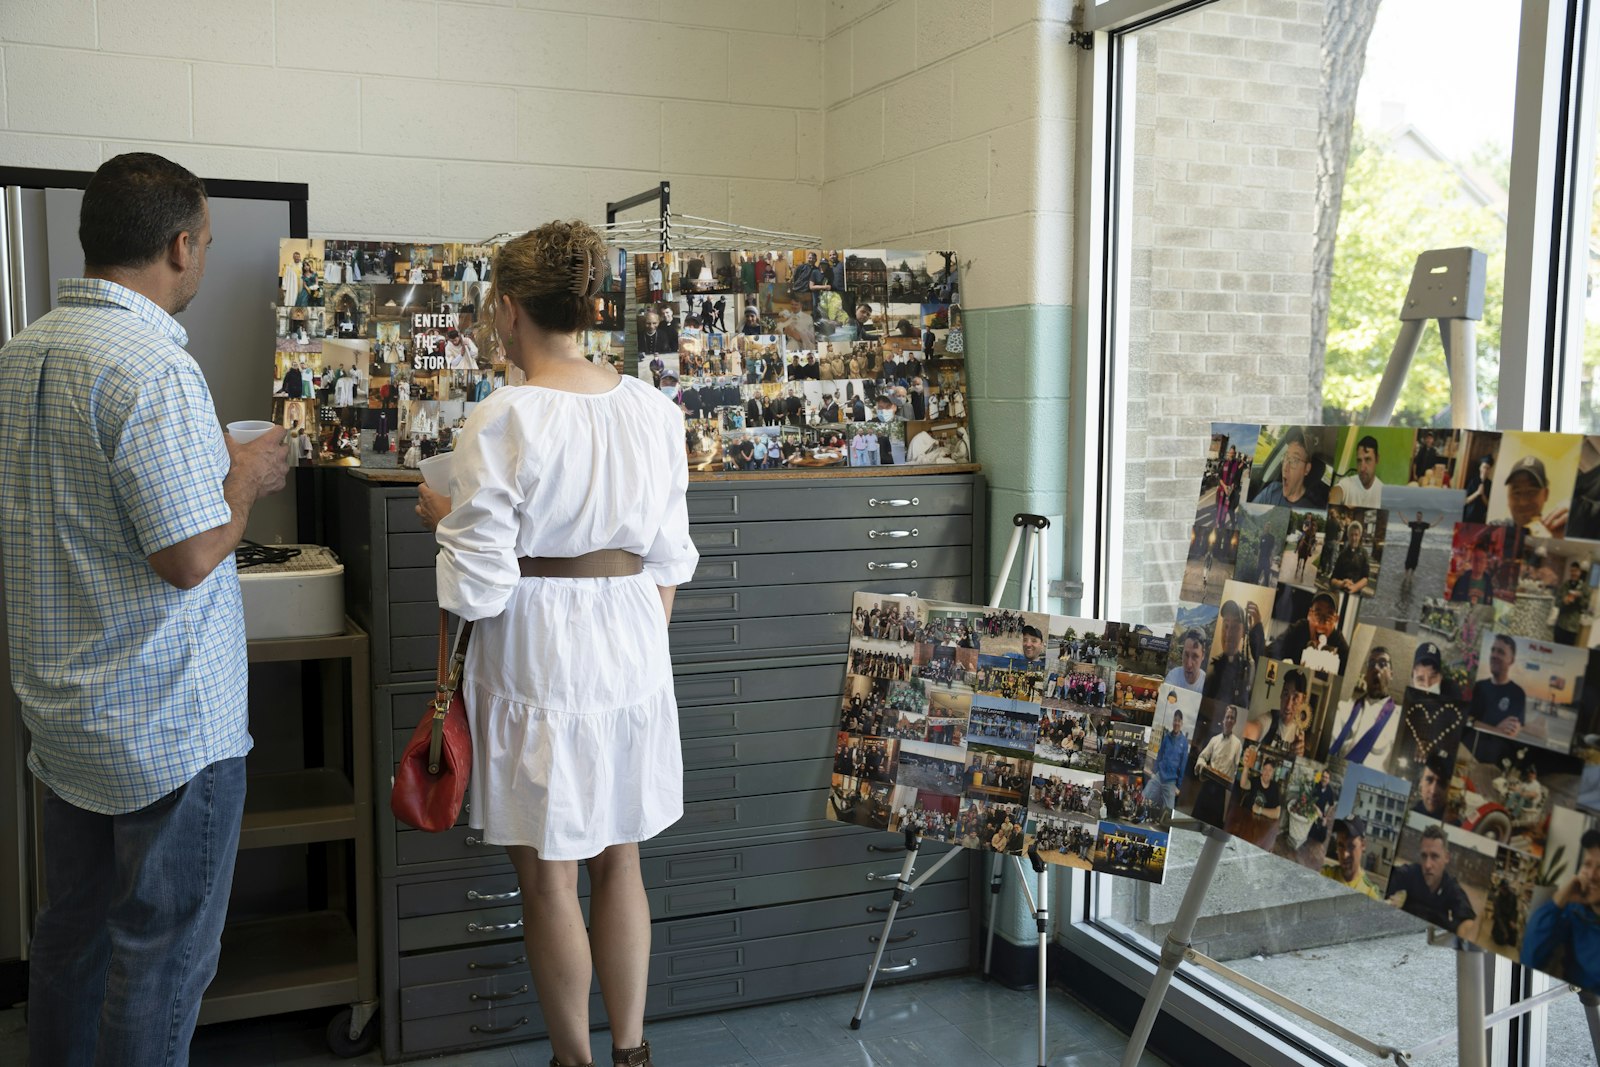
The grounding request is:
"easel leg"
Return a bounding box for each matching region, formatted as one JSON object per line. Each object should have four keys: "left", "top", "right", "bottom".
{"left": 1455, "top": 943, "right": 1488, "bottom": 1067}
{"left": 1582, "top": 990, "right": 1600, "bottom": 1063}
{"left": 1034, "top": 852, "right": 1049, "bottom": 1067}
{"left": 1120, "top": 827, "right": 1230, "bottom": 1067}
{"left": 852, "top": 830, "right": 920, "bottom": 1030}
{"left": 982, "top": 851, "right": 1004, "bottom": 978}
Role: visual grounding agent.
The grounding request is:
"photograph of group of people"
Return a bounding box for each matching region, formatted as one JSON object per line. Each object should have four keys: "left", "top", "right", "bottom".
{"left": 827, "top": 594, "right": 1174, "bottom": 884}
{"left": 630, "top": 248, "right": 971, "bottom": 473}
{"left": 273, "top": 237, "right": 513, "bottom": 468}
{"left": 1170, "top": 421, "right": 1600, "bottom": 991}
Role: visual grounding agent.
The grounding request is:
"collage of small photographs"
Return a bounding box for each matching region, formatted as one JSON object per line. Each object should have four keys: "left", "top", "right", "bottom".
{"left": 828, "top": 594, "right": 1179, "bottom": 885}
{"left": 630, "top": 250, "right": 973, "bottom": 473}
{"left": 1171, "top": 422, "right": 1600, "bottom": 990}
{"left": 273, "top": 237, "right": 509, "bottom": 468}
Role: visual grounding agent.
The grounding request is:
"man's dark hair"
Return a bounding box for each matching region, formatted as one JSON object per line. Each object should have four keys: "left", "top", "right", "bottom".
{"left": 80, "top": 153, "right": 207, "bottom": 270}
{"left": 1182, "top": 629, "right": 1205, "bottom": 649}
{"left": 1582, "top": 829, "right": 1600, "bottom": 853}
{"left": 1420, "top": 823, "right": 1449, "bottom": 846}
{"left": 1357, "top": 434, "right": 1380, "bottom": 457}
{"left": 1282, "top": 669, "right": 1308, "bottom": 696}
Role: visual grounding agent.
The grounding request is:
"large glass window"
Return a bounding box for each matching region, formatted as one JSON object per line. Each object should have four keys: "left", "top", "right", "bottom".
{"left": 1113, "top": 0, "right": 1518, "bottom": 625}
{"left": 1070, "top": 1, "right": 1599, "bottom": 1064}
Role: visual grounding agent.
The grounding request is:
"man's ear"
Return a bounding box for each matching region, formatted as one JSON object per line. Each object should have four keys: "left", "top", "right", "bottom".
{"left": 170, "top": 229, "right": 198, "bottom": 272}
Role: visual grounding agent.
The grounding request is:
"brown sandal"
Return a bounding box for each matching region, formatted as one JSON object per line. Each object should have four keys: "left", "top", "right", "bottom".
{"left": 613, "top": 1040, "right": 653, "bottom": 1067}
{"left": 551, "top": 1059, "right": 595, "bottom": 1067}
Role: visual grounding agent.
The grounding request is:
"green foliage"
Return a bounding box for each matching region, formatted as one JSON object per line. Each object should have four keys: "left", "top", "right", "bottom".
{"left": 1323, "top": 125, "right": 1506, "bottom": 425}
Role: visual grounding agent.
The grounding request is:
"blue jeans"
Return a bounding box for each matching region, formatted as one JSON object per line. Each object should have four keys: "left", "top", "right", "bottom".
{"left": 29, "top": 757, "right": 246, "bottom": 1067}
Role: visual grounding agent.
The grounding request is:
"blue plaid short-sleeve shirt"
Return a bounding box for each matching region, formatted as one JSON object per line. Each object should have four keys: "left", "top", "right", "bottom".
{"left": 0, "top": 278, "right": 251, "bottom": 814}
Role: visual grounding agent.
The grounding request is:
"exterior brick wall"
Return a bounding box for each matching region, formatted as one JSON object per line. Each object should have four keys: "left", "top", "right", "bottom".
{"left": 1120, "top": 0, "right": 1323, "bottom": 621}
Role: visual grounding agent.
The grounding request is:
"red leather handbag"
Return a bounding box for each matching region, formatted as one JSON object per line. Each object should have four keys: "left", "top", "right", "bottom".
{"left": 391, "top": 612, "right": 474, "bottom": 832}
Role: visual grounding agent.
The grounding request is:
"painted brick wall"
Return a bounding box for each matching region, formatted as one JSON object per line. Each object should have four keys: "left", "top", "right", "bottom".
{"left": 1120, "top": 0, "right": 1323, "bottom": 621}
{"left": 0, "top": 0, "right": 824, "bottom": 240}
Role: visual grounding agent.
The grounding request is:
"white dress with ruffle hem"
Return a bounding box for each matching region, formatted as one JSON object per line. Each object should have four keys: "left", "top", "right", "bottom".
{"left": 434, "top": 376, "right": 698, "bottom": 861}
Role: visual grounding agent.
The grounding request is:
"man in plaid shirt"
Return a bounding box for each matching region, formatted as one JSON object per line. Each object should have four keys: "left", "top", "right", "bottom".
{"left": 0, "top": 153, "right": 288, "bottom": 1064}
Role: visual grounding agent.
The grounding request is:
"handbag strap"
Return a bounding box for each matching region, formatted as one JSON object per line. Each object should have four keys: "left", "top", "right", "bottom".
{"left": 427, "top": 610, "right": 474, "bottom": 773}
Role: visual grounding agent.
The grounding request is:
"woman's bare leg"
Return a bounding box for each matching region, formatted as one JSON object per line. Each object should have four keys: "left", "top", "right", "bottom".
{"left": 508, "top": 846, "right": 592, "bottom": 1066}
{"left": 586, "top": 843, "right": 651, "bottom": 1050}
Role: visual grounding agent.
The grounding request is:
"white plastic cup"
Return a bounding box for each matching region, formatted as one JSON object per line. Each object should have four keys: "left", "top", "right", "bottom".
{"left": 418, "top": 452, "right": 455, "bottom": 496}
{"left": 227, "top": 420, "right": 276, "bottom": 444}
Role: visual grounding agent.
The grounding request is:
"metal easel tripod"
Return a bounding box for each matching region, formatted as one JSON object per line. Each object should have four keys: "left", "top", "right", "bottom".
{"left": 1120, "top": 247, "right": 1598, "bottom": 1066}
{"left": 852, "top": 514, "right": 1056, "bottom": 1067}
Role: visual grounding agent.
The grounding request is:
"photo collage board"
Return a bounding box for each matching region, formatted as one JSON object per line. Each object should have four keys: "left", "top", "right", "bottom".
{"left": 1173, "top": 422, "right": 1600, "bottom": 990}
{"left": 274, "top": 238, "right": 506, "bottom": 468}
{"left": 827, "top": 593, "right": 1180, "bottom": 884}
{"left": 631, "top": 250, "right": 972, "bottom": 473}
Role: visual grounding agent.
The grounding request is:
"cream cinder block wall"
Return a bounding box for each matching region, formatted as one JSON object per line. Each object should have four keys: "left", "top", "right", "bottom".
{"left": 821, "top": 0, "right": 1074, "bottom": 309}
{"left": 823, "top": 0, "right": 1078, "bottom": 609}
{"left": 0, "top": 0, "right": 824, "bottom": 240}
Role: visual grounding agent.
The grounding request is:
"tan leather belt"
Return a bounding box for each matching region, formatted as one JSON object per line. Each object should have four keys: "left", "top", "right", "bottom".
{"left": 518, "top": 550, "right": 644, "bottom": 578}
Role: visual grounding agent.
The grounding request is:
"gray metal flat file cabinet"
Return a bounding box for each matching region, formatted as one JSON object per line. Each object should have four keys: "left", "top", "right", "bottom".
{"left": 328, "top": 469, "right": 986, "bottom": 1061}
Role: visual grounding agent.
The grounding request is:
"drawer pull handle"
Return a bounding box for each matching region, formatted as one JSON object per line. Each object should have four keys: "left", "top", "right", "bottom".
{"left": 867, "top": 868, "right": 912, "bottom": 882}
{"left": 876, "top": 959, "right": 918, "bottom": 974}
{"left": 866, "top": 561, "right": 917, "bottom": 571}
{"left": 868, "top": 497, "right": 919, "bottom": 508}
{"left": 870, "top": 930, "right": 917, "bottom": 944}
{"left": 467, "top": 888, "right": 521, "bottom": 902}
{"left": 471, "top": 984, "right": 529, "bottom": 1002}
{"left": 469, "top": 955, "right": 528, "bottom": 971}
{"left": 868, "top": 528, "right": 918, "bottom": 539}
{"left": 471, "top": 1016, "right": 530, "bottom": 1034}
{"left": 867, "top": 901, "right": 915, "bottom": 914}
{"left": 467, "top": 919, "right": 525, "bottom": 934}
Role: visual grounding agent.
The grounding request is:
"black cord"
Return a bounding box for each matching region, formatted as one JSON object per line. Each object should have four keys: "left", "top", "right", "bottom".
{"left": 235, "top": 541, "right": 302, "bottom": 570}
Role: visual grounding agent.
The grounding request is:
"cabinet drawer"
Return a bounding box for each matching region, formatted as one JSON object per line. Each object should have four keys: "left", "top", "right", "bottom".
{"left": 391, "top": 599, "right": 442, "bottom": 639}
{"left": 387, "top": 567, "right": 440, "bottom": 605}
{"left": 396, "top": 825, "right": 504, "bottom": 866}
{"left": 392, "top": 689, "right": 843, "bottom": 739}
{"left": 680, "top": 759, "right": 829, "bottom": 803}
{"left": 661, "top": 790, "right": 822, "bottom": 843}
{"left": 396, "top": 851, "right": 972, "bottom": 953}
{"left": 690, "top": 514, "right": 971, "bottom": 555}
{"left": 673, "top": 576, "right": 967, "bottom": 621}
{"left": 390, "top": 532, "right": 438, "bottom": 569}
{"left": 399, "top": 940, "right": 971, "bottom": 1056}
{"left": 690, "top": 545, "right": 970, "bottom": 588}
{"left": 679, "top": 696, "right": 840, "bottom": 739}
{"left": 395, "top": 789, "right": 824, "bottom": 867}
{"left": 402, "top": 910, "right": 971, "bottom": 1022}
{"left": 387, "top": 495, "right": 428, "bottom": 534}
{"left": 397, "top": 869, "right": 525, "bottom": 919}
{"left": 681, "top": 728, "right": 835, "bottom": 770}
{"left": 673, "top": 662, "right": 844, "bottom": 708}
{"left": 669, "top": 614, "right": 848, "bottom": 658}
{"left": 687, "top": 480, "right": 973, "bottom": 522}
{"left": 397, "top": 877, "right": 970, "bottom": 990}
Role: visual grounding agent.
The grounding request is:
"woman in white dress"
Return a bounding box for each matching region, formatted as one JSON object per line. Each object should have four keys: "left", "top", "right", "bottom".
{"left": 416, "top": 221, "right": 695, "bottom": 1067}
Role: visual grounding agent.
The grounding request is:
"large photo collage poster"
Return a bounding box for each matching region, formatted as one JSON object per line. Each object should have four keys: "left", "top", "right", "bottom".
{"left": 827, "top": 594, "right": 1179, "bottom": 884}
{"left": 1176, "top": 423, "right": 1600, "bottom": 991}
{"left": 632, "top": 250, "right": 972, "bottom": 474}
{"left": 274, "top": 238, "right": 504, "bottom": 468}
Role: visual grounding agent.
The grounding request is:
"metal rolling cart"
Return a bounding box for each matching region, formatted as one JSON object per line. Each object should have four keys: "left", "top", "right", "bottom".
{"left": 197, "top": 619, "right": 378, "bottom": 1057}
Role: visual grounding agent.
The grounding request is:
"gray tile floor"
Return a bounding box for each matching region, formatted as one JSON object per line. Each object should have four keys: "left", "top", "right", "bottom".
{"left": 0, "top": 975, "right": 1172, "bottom": 1066}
